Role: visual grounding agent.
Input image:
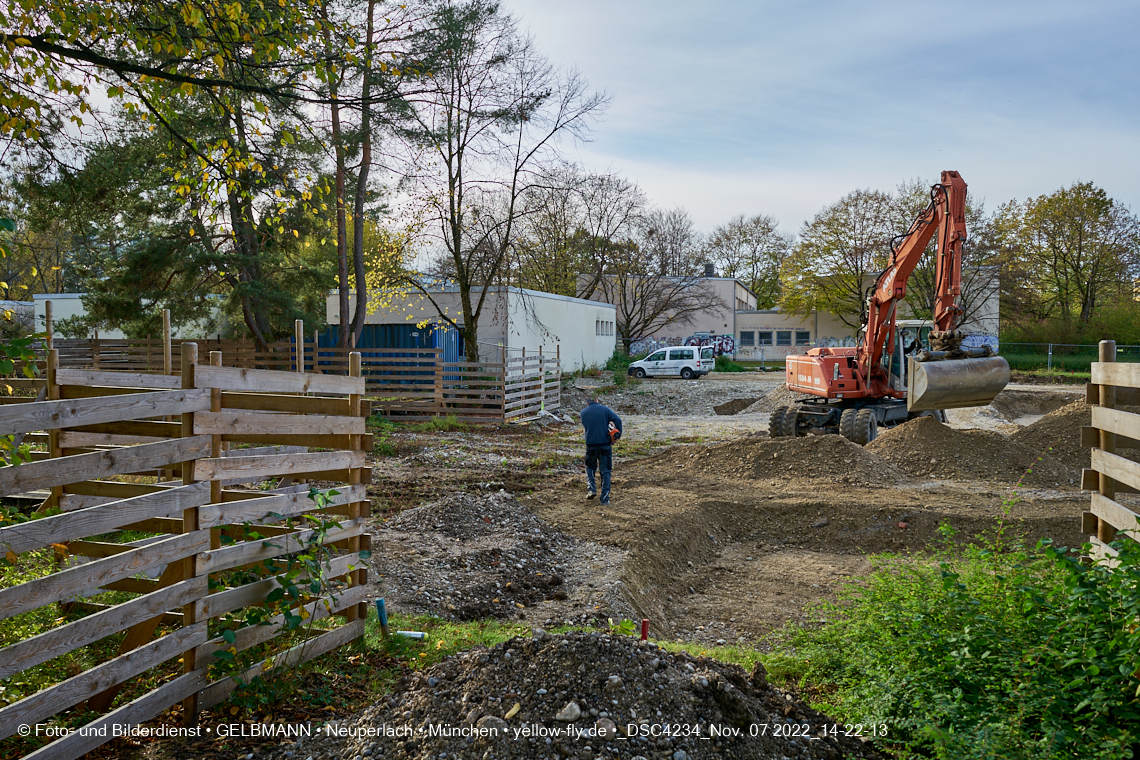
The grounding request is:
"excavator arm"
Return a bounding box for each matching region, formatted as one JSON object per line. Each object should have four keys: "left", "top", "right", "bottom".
{"left": 858, "top": 170, "right": 968, "bottom": 386}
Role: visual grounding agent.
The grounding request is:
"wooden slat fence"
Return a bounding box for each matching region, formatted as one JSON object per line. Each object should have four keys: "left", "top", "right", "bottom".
{"left": 4, "top": 340, "right": 561, "bottom": 422}
{"left": 1081, "top": 339, "right": 1140, "bottom": 564}
{"left": 0, "top": 350, "right": 371, "bottom": 759}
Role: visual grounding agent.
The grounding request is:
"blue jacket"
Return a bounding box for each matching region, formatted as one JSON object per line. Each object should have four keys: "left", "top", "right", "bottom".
{"left": 581, "top": 401, "right": 622, "bottom": 447}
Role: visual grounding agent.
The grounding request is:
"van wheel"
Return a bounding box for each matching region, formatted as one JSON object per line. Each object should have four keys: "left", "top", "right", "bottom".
{"left": 680, "top": 367, "right": 694, "bottom": 380}
{"left": 634, "top": 368, "right": 646, "bottom": 379}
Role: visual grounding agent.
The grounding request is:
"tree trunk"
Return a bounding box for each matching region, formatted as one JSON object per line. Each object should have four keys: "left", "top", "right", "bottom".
{"left": 349, "top": 0, "right": 375, "bottom": 348}
{"left": 322, "top": 10, "right": 350, "bottom": 349}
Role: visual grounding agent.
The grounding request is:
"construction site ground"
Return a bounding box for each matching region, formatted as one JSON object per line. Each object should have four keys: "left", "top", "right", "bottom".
{"left": 367, "top": 372, "right": 1103, "bottom": 649}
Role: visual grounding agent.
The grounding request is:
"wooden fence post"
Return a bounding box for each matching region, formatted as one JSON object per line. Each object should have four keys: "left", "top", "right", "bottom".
{"left": 1098, "top": 339, "right": 1118, "bottom": 543}
{"left": 434, "top": 352, "right": 444, "bottom": 417}
{"left": 163, "top": 309, "right": 172, "bottom": 376}
{"left": 92, "top": 331, "right": 99, "bottom": 370}
{"left": 46, "top": 349, "right": 60, "bottom": 510}
{"left": 180, "top": 341, "right": 201, "bottom": 723}
{"left": 45, "top": 300, "right": 53, "bottom": 351}
{"left": 295, "top": 319, "right": 304, "bottom": 373}
{"left": 348, "top": 352, "right": 365, "bottom": 621}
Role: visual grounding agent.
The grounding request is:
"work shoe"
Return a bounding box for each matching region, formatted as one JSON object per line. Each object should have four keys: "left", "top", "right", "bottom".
{"left": 586, "top": 491, "right": 596, "bottom": 500}
{"left": 600, "top": 500, "right": 609, "bottom": 507}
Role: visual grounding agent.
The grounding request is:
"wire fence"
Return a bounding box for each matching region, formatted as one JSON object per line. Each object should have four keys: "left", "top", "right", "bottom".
{"left": 998, "top": 342, "right": 1140, "bottom": 372}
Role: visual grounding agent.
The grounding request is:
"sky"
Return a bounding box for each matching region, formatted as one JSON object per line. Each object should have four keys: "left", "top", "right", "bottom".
{"left": 503, "top": 0, "right": 1140, "bottom": 234}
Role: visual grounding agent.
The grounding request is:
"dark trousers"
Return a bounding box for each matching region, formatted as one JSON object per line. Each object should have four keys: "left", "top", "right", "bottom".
{"left": 585, "top": 445, "right": 612, "bottom": 503}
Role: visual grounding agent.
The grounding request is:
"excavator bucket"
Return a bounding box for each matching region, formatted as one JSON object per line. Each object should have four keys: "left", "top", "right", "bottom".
{"left": 907, "top": 355, "right": 1011, "bottom": 412}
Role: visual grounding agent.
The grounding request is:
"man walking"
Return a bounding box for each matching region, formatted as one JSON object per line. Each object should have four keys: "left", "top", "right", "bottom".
{"left": 581, "top": 396, "right": 622, "bottom": 506}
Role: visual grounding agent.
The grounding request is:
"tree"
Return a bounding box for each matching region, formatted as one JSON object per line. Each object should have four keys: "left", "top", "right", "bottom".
{"left": 703, "top": 214, "right": 792, "bottom": 308}
{"left": 402, "top": 0, "right": 605, "bottom": 361}
{"left": 780, "top": 189, "right": 895, "bottom": 328}
{"left": 593, "top": 239, "right": 725, "bottom": 353}
{"left": 997, "top": 182, "right": 1140, "bottom": 326}
{"left": 892, "top": 178, "right": 1001, "bottom": 330}
{"left": 638, "top": 208, "right": 699, "bottom": 277}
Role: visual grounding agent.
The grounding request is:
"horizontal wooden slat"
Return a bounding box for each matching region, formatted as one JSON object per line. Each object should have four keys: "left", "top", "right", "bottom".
{"left": 0, "top": 577, "right": 206, "bottom": 680}
{"left": 0, "top": 622, "right": 206, "bottom": 741}
{"left": 196, "top": 584, "right": 368, "bottom": 664}
{"left": 67, "top": 419, "right": 181, "bottom": 437}
{"left": 1090, "top": 492, "right": 1140, "bottom": 538}
{"left": 55, "top": 368, "right": 182, "bottom": 389}
{"left": 1088, "top": 535, "right": 1120, "bottom": 567}
{"left": 197, "top": 619, "right": 364, "bottom": 711}
{"left": 1091, "top": 362, "right": 1140, "bottom": 391}
{"left": 0, "top": 436, "right": 211, "bottom": 496}
{"left": 0, "top": 531, "right": 207, "bottom": 620}
{"left": 220, "top": 392, "right": 354, "bottom": 416}
{"left": 192, "top": 449, "right": 365, "bottom": 482}
{"left": 1090, "top": 448, "right": 1140, "bottom": 493}
{"left": 205, "top": 553, "right": 356, "bottom": 618}
{"left": 0, "top": 389, "right": 209, "bottom": 436}
{"left": 221, "top": 433, "right": 372, "bottom": 450}
{"left": 0, "top": 482, "right": 209, "bottom": 555}
{"left": 196, "top": 519, "right": 363, "bottom": 574}
{"left": 21, "top": 668, "right": 207, "bottom": 760}
{"left": 1091, "top": 405, "right": 1140, "bottom": 441}
{"left": 58, "top": 431, "right": 169, "bottom": 447}
{"left": 197, "top": 484, "right": 367, "bottom": 528}
{"left": 194, "top": 410, "right": 364, "bottom": 436}
{"left": 194, "top": 365, "right": 364, "bottom": 396}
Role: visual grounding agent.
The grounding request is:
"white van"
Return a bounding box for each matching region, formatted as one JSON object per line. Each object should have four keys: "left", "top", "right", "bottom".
{"left": 627, "top": 346, "right": 713, "bottom": 379}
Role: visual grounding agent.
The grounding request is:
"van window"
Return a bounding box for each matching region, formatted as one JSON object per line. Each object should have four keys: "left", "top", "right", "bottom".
{"left": 777, "top": 331, "right": 792, "bottom": 346}
{"left": 647, "top": 351, "right": 666, "bottom": 362}
{"left": 701, "top": 348, "right": 714, "bottom": 360}
{"left": 669, "top": 349, "right": 694, "bottom": 360}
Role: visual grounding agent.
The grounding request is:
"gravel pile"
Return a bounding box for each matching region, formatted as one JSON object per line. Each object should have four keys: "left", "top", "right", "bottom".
{"left": 655, "top": 435, "right": 908, "bottom": 487}
{"left": 1008, "top": 401, "right": 1140, "bottom": 481}
{"left": 375, "top": 492, "right": 631, "bottom": 624}
{"left": 563, "top": 378, "right": 780, "bottom": 418}
{"left": 867, "top": 416, "right": 1069, "bottom": 484}
{"left": 740, "top": 386, "right": 806, "bottom": 414}
{"left": 991, "top": 390, "right": 1082, "bottom": 421}
{"left": 269, "top": 630, "right": 886, "bottom": 760}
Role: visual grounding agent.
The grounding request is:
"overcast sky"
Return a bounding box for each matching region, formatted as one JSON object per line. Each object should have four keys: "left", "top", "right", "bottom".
{"left": 504, "top": 0, "right": 1140, "bottom": 234}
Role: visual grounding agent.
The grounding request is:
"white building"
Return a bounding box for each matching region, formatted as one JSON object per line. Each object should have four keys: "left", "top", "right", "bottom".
{"left": 327, "top": 286, "right": 617, "bottom": 371}
{"left": 32, "top": 293, "right": 219, "bottom": 339}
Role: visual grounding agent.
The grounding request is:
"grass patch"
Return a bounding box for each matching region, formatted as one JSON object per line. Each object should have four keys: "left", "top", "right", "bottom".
{"left": 714, "top": 355, "right": 748, "bottom": 372}
{"left": 408, "top": 414, "right": 469, "bottom": 433}
{"left": 759, "top": 526, "right": 1140, "bottom": 759}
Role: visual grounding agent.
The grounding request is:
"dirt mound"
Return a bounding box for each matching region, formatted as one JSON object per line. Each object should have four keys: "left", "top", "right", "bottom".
{"left": 868, "top": 416, "right": 1069, "bottom": 484}
{"left": 303, "top": 630, "right": 885, "bottom": 760}
{"left": 714, "top": 397, "right": 761, "bottom": 415}
{"left": 378, "top": 492, "right": 604, "bottom": 622}
{"left": 741, "top": 385, "right": 812, "bottom": 414}
{"left": 658, "top": 434, "right": 910, "bottom": 487}
{"left": 992, "top": 390, "right": 1082, "bottom": 421}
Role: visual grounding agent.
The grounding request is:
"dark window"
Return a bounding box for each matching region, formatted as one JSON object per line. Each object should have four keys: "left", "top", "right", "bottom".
{"left": 757, "top": 331, "right": 773, "bottom": 345}
{"left": 648, "top": 351, "right": 666, "bottom": 362}
{"left": 776, "top": 331, "right": 792, "bottom": 346}
{"left": 739, "top": 331, "right": 755, "bottom": 346}
{"left": 795, "top": 331, "right": 811, "bottom": 345}
{"left": 669, "top": 349, "right": 694, "bottom": 360}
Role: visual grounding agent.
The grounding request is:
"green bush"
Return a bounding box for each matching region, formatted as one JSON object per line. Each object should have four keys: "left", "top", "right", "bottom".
{"left": 763, "top": 529, "right": 1140, "bottom": 759}
{"left": 604, "top": 349, "right": 633, "bottom": 373}
{"left": 714, "top": 355, "right": 747, "bottom": 372}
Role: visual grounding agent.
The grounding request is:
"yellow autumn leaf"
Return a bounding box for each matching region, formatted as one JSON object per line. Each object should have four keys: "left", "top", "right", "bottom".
{"left": 51, "top": 543, "right": 69, "bottom": 557}
{"left": 230, "top": 706, "right": 240, "bottom": 716}
{"left": 5, "top": 549, "right": 18, "bottom": 564}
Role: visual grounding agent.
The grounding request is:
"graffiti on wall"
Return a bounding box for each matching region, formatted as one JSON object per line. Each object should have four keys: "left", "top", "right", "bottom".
{"left": 683, "top": 334, "right": 735, "bottom": 355}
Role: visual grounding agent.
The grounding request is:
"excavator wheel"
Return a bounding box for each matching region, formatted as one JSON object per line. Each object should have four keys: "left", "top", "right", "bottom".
{"left": 839, "top": 408, "right": 860, "bottom": 442}
{"left": 852, "top": 409, "right": 878, "bottom": 445}
{"left": 777, "top": 405, "right": 801, "bottom": 438}
{"left": 768, "top": 406, "right": 789, "bottom": 437}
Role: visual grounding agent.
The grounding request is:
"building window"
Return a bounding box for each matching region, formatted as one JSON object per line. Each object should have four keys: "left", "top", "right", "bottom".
{"left": 757, "top": 331, "right": 773, "bottom": 345}
{"left": 795, "top": 331, "right": 811, "bottom": 346}
{"left": 739, "top": 331, "right": 755, "bottom": 346}
{"left": 776, "top": 331, "right": 792, "bottom": 346}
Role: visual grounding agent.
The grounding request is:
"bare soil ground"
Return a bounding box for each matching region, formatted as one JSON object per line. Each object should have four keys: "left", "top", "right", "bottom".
{"left": 364, "top": 376, "right": 1093, "bottom": 650}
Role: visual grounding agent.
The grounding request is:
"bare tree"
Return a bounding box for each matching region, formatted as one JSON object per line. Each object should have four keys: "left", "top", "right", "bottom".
{"left": 703, "top": 214, "right": 792, "bottom": 308}
{"left": 638, "top": 208, "right": 699, "bottom": 276}
{"left": 402, "top": 0, "right": 606, "bottom": 361}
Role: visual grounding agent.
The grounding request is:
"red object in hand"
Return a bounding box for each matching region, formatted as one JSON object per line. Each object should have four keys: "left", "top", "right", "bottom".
{"left": 608, "top": 421, "right": 618, "bottom": 442}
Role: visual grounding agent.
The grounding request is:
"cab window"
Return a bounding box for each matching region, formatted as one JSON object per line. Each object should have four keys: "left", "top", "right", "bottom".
{"left": 647, "top": 351, "right": 666, "bottom": 362}
{"left": 701, "top": 348, "right": 714, "bottom": 360}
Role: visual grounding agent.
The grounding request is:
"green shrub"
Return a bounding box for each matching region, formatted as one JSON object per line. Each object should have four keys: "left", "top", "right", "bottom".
{"left": 409, "top": 414, "right": 468, "bottom": 433}
{"left": 714, "top": 355, "right": 747, "bottom": 372}
{"left": 763, "top": 530, "right": 1140, "bottom": 759}
{"left": 604, "top": 350, "right": 632, "bottom": 373}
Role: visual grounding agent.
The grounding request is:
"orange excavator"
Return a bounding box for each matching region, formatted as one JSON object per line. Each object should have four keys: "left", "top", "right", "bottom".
{"left": 770, "top": 170, "right": 1009, "bottom": 444}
